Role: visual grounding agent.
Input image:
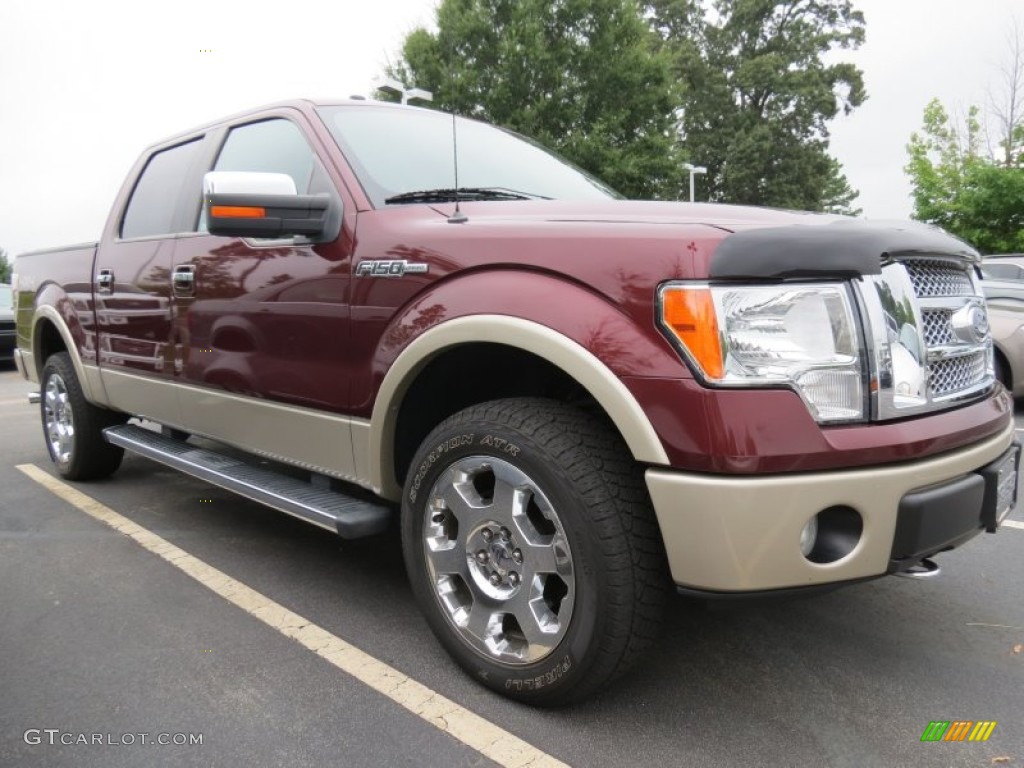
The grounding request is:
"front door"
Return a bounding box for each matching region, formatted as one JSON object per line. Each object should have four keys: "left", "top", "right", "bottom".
{"left": 169, "top": 116, "right": 357, "bottom": 476}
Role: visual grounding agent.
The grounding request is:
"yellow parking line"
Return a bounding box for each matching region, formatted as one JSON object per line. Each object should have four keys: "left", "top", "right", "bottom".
{"left": 17, "top": 463, "right": 568, "bottom": 768}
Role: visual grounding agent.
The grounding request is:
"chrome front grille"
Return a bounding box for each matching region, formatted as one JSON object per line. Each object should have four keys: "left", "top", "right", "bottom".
{"left": 921, "top": 309, "right": 954, "bottom": 345}
{"left": 905, "top": 259, "right": 975, "bottom": 297}
{"left": 930, "top": 351, "right": 989, "bottom": 396}
{"left": 859, "top": 256, "right": 992, "bottom": 420}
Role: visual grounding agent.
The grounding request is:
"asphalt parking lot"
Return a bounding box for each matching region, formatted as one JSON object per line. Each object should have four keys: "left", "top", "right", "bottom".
{"left": 1, "top": 361, "right": 1022, "bottom": 768}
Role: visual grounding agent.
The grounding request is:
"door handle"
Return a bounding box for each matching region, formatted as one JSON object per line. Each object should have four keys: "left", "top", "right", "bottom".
{"left": 172, "top": 265, "right": 196, "bottom": 296}
{"left": 96, "top": 268, "right": 114, "bottom": 293}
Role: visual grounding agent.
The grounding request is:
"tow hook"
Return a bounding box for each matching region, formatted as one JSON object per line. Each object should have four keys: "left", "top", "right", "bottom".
{"left": 896, "top": 557, "right": 941, "bottom": 579}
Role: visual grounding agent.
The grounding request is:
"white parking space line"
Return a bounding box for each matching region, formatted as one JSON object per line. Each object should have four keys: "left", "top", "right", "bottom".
{"left": 17, "top": 463, "right": 568, "bottom": 768}
{"left": 1003, "top": 519, "right": 1024, "bottom": 530}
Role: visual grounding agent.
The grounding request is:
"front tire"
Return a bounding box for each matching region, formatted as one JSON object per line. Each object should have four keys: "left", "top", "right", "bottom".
{"left": 41, "top": 352, "right": 126, "bottom": 480}
{"left": 401, "top": 398, "right": 668, "bottom": 705}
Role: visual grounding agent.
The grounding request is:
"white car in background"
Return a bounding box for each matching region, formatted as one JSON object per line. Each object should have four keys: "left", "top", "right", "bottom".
{"left": 981, "top": 254, "right": 1024, "bottom": 281}
{"left": 979, "top": 265, "right": 1024, "bottom": 398}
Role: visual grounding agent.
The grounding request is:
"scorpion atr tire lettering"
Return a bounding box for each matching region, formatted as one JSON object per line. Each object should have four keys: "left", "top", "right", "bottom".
{"left": 401, "top": 397, "right": 669, "bottom": 705}
{"left": 409, "top": 434, "right": 474, "bottom": 503}
{"left": 480, "top": 434, "right": 520, "bottom": 457}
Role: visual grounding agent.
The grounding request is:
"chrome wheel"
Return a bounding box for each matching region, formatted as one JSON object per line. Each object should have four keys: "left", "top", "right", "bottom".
{"left": 423, "top": 455, "right": 575, "bottom": 665}
{"left": 44, "top": 373, "right": 75, "bottom": 464}
{"left": 39, "top": 352, "right": 126, "bottom": 480}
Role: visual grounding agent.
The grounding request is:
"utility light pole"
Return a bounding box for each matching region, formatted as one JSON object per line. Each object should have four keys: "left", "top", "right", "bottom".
{"left": 376, "top": 77, "right": 433, "bottom": 105}
{"left": 683, "top": 163, "right": 707, "bottom": 202}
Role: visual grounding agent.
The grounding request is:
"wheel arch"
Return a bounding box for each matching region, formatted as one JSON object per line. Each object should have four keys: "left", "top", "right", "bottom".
{"left": 366, "top": 315, "right": 669, "bottom": 500}
{"left": 30, "top": 303, "right": 115, "bottom": 406}
{"left": 992, "top": 342, "right": 1017, "bottom": 396}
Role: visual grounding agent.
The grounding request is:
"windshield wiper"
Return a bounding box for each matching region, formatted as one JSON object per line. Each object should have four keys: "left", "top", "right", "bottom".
{"left": 384, "top": 187, "right": 549, "bottom": 205}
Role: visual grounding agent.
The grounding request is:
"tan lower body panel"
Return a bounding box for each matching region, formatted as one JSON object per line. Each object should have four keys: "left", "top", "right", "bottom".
{"left": 99, "top": 368, "right": 370, "bottom": 489}
{"left": 646, "top": 421, "right": 1015, "bottom": 592}
{"left": 18, "top": 347, "right": 111, "bottom": 408}
{"left": 101, "top": 369, "right": 184, "bottom": 427}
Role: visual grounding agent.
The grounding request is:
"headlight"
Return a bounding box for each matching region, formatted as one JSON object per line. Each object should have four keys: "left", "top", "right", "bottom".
{"left": 659, "top": 282, "right": 866, "bottom": 423}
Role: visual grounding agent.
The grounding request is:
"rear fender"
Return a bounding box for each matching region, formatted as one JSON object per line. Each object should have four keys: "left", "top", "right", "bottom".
{"left": 31, "top": 285, "right": 110, "bottom": 406}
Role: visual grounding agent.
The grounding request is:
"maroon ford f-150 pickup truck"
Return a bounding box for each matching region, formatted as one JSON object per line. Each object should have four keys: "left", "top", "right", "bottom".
{"left": 13, "top": 99, "right": 1020, "bottom": 704}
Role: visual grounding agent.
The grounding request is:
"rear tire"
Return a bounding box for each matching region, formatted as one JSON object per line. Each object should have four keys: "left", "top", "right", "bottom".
{"left": 401, "top": 397, "right": 668, "bottom": 705}
{"left": 41, "top": 352, "right": 126, "bottom": 480}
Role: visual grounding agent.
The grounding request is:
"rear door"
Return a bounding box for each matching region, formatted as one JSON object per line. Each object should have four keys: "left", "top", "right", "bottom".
{"left": 95, "top": 136, "right": 206, "bottom": 427}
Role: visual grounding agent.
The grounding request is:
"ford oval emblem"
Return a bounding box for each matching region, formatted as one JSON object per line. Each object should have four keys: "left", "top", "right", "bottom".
{"left": 970, "top": 305, "right": 989, "bottom": 341}
{"left": 950, "top": 302, "right": 990, "bottom": 344}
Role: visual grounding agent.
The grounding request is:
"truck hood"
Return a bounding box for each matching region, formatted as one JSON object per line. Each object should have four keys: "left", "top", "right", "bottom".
{"left": 426, "top": 199, "right": 978, "bottom": 280}
{"left": 428, "top": 198, "right": 847, "bottom": 233}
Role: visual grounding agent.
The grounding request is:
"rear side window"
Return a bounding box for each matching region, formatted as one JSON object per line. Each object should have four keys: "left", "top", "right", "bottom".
{"left": 213, "top": 119, "right": 315, "bottom": 193}
{"left": 121, "top": 138, "right": 203, "bottom": 239}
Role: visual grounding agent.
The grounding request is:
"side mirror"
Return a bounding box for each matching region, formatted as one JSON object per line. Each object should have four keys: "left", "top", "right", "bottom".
{"left": 203, "top": 171, "right": 330, "bottom": 239}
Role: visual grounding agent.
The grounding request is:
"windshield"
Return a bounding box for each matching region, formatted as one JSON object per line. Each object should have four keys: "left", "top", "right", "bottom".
{"left": 0, "top": 284, "right": 11, "bottom": 310}
{"left": 317, "top": 105, "right": 618, "bottom": 208}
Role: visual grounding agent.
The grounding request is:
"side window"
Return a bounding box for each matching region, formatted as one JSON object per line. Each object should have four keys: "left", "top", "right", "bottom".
{"left": 121, "top": 138, "right": 203, "bottom": 239}
{"left": 214, "top": 119, "right": 316, "bottom": 192}
{"left": 198, "top": 119, "right": 322, "bottom": 233}
{"left": 983, "top": 264, "right": 1011, "bottom": 279}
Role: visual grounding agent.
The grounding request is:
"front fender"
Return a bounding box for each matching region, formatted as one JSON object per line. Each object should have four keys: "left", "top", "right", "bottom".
{"left": 364, "top": 271, "right": 684, "bottom": 497}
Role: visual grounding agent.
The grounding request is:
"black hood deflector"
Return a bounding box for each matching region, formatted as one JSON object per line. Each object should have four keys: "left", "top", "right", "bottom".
{"left": 709, "top": 221, "right": 979, "bottom": 280}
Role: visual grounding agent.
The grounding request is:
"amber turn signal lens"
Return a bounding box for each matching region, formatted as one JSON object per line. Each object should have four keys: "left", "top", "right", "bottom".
{"left": 210, "top": 205, "right": 266, "bottom": 218}
{"left": 661, "top": 287, "right": 724, "bottom": 379}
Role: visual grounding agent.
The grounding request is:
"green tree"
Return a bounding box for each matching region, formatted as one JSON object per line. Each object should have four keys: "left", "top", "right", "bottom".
{"left": 0, "top": 248, "right": 11, "bottom": 283}
{"left": 906, "top": 98, "right": 1024, "bottom": 253}
{"left": 386, "top": 0, "right": 685, "bottom": 199}
{"left": 647, "top": 0, "right": 866, "bottom": 212}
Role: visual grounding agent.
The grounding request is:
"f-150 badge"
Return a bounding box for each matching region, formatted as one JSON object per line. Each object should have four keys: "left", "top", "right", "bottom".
{"left": 355, "top": 260, "right": 429, "bottom": 277}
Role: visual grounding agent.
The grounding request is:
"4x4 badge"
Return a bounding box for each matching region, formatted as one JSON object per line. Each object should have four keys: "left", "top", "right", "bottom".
{"left": 356, "top": 260, "right": 429, "bottom": 278}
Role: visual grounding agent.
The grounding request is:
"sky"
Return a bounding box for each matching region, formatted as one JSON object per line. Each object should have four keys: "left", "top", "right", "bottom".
{"left": 0, "top": 0, "right": 1020, "bottom": 256}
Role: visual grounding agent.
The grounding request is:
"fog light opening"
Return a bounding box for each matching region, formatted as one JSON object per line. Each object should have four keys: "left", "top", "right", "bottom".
{"left": 799, "top": 515, "right": 819, "bottom": 557}
{"left": 805, "top": 506, "right": 863, "bottom": 564}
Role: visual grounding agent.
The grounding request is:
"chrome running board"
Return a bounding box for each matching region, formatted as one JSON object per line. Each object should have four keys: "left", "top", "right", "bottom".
{"left": 103, "top": 424, "right": 391, "bottom": 538}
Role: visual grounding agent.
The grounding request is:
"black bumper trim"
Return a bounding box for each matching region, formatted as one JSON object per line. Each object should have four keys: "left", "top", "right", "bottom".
{"left": 980, "top": 443, "right": 1021, "bottom": 532}
{"left": 888, "top": 442, "right": 1021, "bottom": 572}
{"left": 676, "top": 576, "right": 879, "bottom": 604}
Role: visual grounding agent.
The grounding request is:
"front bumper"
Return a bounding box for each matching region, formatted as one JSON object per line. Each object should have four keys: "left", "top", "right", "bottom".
{"left": 646, "top": 421, "right": 1017, "bottom": 593}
